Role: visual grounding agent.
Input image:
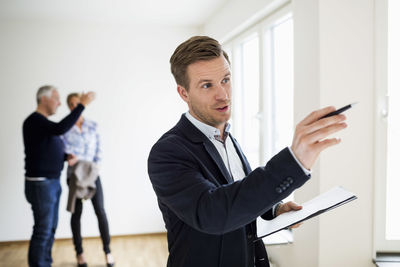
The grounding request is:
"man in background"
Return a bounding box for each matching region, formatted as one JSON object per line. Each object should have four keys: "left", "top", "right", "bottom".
{"left": 148, "top": 36, "right": 347, "bottom": 267}
{"left": 23, "top": 85, "right": 94, "bottom": 267}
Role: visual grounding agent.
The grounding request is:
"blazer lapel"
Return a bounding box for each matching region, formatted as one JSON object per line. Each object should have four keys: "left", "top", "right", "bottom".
{"left": 176, "top": 114, "right": 233, "bottom": 184}
{"left": 203, "top": 141, "right": 233, "bottom": 184}
{"left": 230, "top": 134, "right": 252, "bottom": 175}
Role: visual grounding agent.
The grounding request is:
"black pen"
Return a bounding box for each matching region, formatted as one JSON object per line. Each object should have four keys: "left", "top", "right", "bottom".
{"left": 320, "top": 102, "right": 358, "bottom": 119}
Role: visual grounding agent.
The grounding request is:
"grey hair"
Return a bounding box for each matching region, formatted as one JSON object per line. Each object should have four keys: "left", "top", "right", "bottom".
{"left": 36, "top": 85, "right": 56, "bottom": 104}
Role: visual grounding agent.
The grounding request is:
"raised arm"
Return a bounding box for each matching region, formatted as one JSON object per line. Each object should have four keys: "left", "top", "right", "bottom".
{"left": 149, "top": 106, "right": 347, "bottom": 235}
{"left": 37, "top": 92, "right": 95, "bottom": 135}
{"left": 38, "top": 104, "right": 85, "bottom": 135}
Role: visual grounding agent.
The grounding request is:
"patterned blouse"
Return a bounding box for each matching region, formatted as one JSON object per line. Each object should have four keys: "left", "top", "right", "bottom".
{"left": 62, "top": 119, "right": 101, "bottom": 163}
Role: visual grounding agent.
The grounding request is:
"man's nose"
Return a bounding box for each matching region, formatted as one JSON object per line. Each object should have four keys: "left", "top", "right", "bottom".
{"left": 215, "top": 85, "right": 229, "bottom": 101}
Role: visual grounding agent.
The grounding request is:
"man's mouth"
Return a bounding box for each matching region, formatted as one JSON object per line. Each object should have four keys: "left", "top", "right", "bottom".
{"left": 216, "top": 105, "right": 229, "bottom": 112}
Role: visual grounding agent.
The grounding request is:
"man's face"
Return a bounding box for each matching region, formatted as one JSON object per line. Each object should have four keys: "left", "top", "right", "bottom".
{"left": 42, "top": 90, "right": 61, "bottom": 115}
{"left": 179, "top": 55, "right": 232, "bottom": 128}
{"left": 68, "top": 96, "right": 80, "bottom": 111}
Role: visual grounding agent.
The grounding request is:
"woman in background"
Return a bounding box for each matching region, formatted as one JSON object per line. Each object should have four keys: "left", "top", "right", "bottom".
{"left": 62, "top": 93, "right": 114, "bottom": 267}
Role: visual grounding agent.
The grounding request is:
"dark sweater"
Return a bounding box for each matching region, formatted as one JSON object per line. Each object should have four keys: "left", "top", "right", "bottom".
{"left": 23, "top": 104, "right": 85, "bottom": 178}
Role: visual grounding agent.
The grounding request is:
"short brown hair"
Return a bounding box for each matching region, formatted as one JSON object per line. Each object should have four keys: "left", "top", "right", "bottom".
{"left": 66, "top": 93, "right": 80, "bottom": 106}
{"left": 170, "top": 36, "right": 230, "bottom": 90}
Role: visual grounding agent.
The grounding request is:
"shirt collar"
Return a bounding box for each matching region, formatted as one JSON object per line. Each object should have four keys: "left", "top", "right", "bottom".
{"left": 185, "top": 111, "right": 230, "bottom": 141}
{"left": 72, "top": 118, "right": 87, "bottom": 132}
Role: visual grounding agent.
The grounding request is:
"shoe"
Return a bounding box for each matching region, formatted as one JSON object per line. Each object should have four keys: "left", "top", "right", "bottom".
{"left": 106, "top": 253, "right": 114, "bottom": 267}
{"left": 77, "top": 253, "right": 87, "bottom": 267}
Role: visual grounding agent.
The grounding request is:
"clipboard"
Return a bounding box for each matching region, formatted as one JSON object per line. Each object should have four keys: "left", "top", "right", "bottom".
{"left": 256, "top": 186, "right": 357, "bottom": 240}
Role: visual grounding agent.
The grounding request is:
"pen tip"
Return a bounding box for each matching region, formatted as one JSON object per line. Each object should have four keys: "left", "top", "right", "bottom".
{"left": 350, "top": 102, "right": 359, "bottom": 106}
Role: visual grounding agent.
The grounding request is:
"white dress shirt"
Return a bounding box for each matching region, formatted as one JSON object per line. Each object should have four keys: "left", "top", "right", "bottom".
{"left": 185, "top": 112, "right": 246, "bottom": 181}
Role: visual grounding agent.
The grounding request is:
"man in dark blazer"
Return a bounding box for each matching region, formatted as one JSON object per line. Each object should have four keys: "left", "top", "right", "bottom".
{"left": 148, "top": 36, "right": 347, "bottom": 267}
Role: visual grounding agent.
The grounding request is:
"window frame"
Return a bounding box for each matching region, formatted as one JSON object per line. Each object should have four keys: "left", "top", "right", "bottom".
{"left": 224, "top": 3, "right": 293, "bottom": 166}
{"left": 374, "top": 0, "right": 400, "bottom": 253}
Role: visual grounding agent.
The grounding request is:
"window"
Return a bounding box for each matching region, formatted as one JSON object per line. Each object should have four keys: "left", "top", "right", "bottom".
{"left": 236, "top": 33, "right": 260, "bottom": 168}
{"left": 374, "top": 0, "right": 400, "bottom": 253}
{"left": 224, "top": 5, "right": 294, "bottom": 244}
{"left": 385, "top": 0, "right": 400, "bottom": 241}
{"left": 264, "top": 15, "right": 294, "bottom": 163}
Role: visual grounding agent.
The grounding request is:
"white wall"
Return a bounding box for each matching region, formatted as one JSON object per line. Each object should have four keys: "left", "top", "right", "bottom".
{"left": 318, "top": 0, "right": 374, "bottom": 266}
{"left": 0, "top": 19, "right": 197, "bottom": 241}
{"left": 204, "top": 0, "right": 375, "bottom": 266}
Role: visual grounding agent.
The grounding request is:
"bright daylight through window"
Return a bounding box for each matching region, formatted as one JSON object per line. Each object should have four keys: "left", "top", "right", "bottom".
{"left": 385, "top": 0, "right": 400, "bottom": 241}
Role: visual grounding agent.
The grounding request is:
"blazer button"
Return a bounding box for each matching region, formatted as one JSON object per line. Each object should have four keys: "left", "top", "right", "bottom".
{"left": 287, "top": 177, "right": 294, "bottom": 184}
{"left": 280, "top": 185, "right": 286, "bottom": 191}
{"left": 247, "top": 234, "right": 252, "bottom": 239}
{"left": 283, "top": 181, "right": 290, "bottom": 187}
{"left": 276, "top": 187, "right": 283, "bottom": 193}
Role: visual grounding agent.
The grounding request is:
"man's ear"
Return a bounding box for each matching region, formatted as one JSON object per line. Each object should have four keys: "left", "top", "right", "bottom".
{"left": 39, "top": 95, "right": 47, "bottom": 104}
{"left": 177, "top": 85, "right": 189, "bottom": 103}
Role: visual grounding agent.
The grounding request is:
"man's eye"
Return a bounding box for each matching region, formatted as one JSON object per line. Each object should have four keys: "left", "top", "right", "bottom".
{"left": 222, "top": 78, "right": 230, "bottom": 84}
{"left": 202, "top": 83, "right": 212, "bottom": 89}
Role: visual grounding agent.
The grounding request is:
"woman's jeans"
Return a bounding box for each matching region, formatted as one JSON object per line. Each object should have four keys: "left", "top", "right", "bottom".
{"left": 70, "top": 177, "right": 111, "bottom": 255}
{"left": 25, "top": 178, "right": 61, "bottom": 267}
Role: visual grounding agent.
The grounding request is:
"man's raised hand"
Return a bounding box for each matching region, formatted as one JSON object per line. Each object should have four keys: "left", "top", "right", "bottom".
{"left": 290, "top": 106, "right": 347, "bottom": 170}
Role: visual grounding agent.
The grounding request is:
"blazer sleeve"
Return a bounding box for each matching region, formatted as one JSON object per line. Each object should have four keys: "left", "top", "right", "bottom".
{"left": 148, "top": 136, "right": 310, "bottom": 235}
{"left": 260, "top": 202, "right": 281, "bottom": 220}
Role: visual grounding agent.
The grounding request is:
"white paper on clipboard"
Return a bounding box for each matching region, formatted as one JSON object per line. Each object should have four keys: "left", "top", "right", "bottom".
{"left": 257, "top": 186, "right": 357, "bottom": 239}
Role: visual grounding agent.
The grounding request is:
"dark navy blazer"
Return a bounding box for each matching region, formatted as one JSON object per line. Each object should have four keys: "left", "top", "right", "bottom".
{"left": 148, "top": 115, "right": 310, "bottom": 267}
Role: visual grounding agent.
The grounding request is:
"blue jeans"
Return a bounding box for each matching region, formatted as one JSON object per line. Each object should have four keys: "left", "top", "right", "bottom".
{"left": 25, "top": 178, "right": 61, "bottom": 267}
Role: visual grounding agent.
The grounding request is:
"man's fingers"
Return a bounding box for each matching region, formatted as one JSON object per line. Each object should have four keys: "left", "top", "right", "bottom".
{"left": 80, "top": 91, "right": 96, "bottom": 106}
{"left": 303, "top": 114, "right": 346, "bottom": 135}
{"left": 290, "top": 222, "right": 303, "bottom": 229}
{"left": 87, "top": 91, "right": 95, "bottom": 97}
{"left": 315, "top": 137, "right": 342, "bottom": 152}
{"left": 288, "top": 201, "right": 302, "bottom": 210}
{"left": 280, "top": 201, "right": 302, "bottom": 214}
{"left": 285, "top": 201, "right": 302, "bottom": 212}
{"left": 304, "top": 122, "right": 347, "bottom": 144}
{"left": 87, "top": 92, "right": 96, "bottom": 99}
{"left": 298, "top": 106, "right": 336, "bottom": 127}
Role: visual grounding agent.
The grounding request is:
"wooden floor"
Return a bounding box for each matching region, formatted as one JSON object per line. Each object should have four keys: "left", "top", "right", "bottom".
{"left": 0, "top": 233, "right": 168, "bottom": 267}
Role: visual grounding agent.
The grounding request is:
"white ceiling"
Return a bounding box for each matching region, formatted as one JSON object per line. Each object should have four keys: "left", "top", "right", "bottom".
{"left": 0, "top": 0, "right": 229, "bottom": 26}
